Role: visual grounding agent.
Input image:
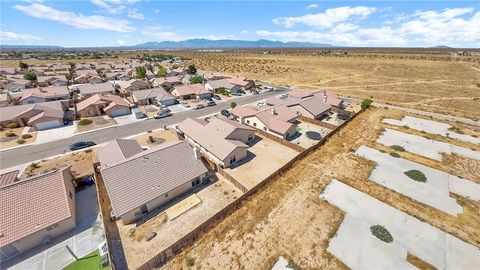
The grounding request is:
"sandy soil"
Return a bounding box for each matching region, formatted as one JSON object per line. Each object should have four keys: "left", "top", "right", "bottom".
{"left": 162, "top": 107, "right": 480, "bottom": 270}
{"left": 0, "top": 128, "right": 37, "bottom": 149}
{"left": 76, "top": 116, "right": 117, "bottom": 133}
{"left": 129, "top": 128, "right": 179, "bottom": 148}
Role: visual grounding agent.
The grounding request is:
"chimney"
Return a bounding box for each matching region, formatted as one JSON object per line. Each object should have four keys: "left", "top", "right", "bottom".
{"left": 193, "top": 146, "right": 201, "bottom": 160}
{"left": 239, "top": 116, "right": 244, "bottom": 124}
{"left": 271, "top": 108, "right": 276, "bottom": 115}
{"left": 323, "top": 92, "right": 327, "bottom": 103}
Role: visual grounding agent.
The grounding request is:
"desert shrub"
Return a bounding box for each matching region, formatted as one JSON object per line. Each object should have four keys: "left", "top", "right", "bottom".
{"left": 7, "top": 122, "right": 19, "bottom": 128}
{"left": 128, "top": 228, "right": 136, "bottom": 238}
{"left": 214, "top": 87, "right": 230, "bottom": 96}
{"left": 390, "top": 145, "right": 405, "bottom": 151}
{"left": 448, "top": 126, "right": 463, "bottom": 134}
{"left": 185, "top": 257, "right": 195, "bottom": 267}
{"left": 16, "top": 139, "right": 26, "bottom": 144}
{"left": 390, "top": 152, "right": 401, "bottom": 158}
{"left": 189, "top": 75, "right": 205, "bottom": 84}
{"left": 230, "top": 101, "right": 237, "bottom": 109}
{"left": 21, "top": 134, "right": 32, "bottom": 139}
{"left": 360, "top": 99, "right": 373, "bottom": 110}
{"left": 84, "top": 149, "right": 93, "bottom": 153}
{"left": 404, "top": 170, "right": 427, "bottom": 182}
{"left": 148, "top": 135, "right": 155, "bottom": 143}
{"left": 78, "top": 119, "right": 93, "bottom": 126}
{"left": 370, "top": 225, "right": 393, "bottom": 243}
{"left": 5, "top": 132, "right": 17, "bottom": 137}
{"left": 23, "top": 71, "right": 37, "bottom": 81}
{"left": 287, "top": 261, "right": 301, "bottom": 270}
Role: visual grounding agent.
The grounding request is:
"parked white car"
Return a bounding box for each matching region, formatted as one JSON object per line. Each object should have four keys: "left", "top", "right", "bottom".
{"left": 256, "top": 101, "right": 267, "bottom": 107}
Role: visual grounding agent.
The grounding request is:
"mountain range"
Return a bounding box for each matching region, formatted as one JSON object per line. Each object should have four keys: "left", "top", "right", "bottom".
{"left": 1, "top": 39, "right": 332, "bottom": 50}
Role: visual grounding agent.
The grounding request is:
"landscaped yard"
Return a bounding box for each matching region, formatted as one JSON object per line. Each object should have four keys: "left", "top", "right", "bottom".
{"left": 0, "top": 127, "right": 37, "bottom": 149}
{"left": 76, "top": 116, "right": 117, "bottom": 133}
{"left": 63, "top": 250, "right": 109, "bottom": 270}
{"left": 129, "top": 128, "right": 179, "bottom": 148}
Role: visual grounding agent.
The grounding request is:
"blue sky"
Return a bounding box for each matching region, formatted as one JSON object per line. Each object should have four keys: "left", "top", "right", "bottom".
{"left": 1, "top": 0, "right": 479, "bottom": 47}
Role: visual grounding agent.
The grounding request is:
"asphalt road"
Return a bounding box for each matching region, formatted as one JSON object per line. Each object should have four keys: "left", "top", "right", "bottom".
{"left": 0, "top": 88, "right": 288, "bottom": 169}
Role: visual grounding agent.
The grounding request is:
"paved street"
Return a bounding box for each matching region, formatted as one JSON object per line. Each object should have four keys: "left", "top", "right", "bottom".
{"left": 0, "top": 89, "right": 287, "bottom": 168}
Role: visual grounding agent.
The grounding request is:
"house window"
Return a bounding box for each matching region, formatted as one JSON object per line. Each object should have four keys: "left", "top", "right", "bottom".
{"left": 229, "top": 156, "right": 237, "bottom": 165}
{"left": 69, "top": 191, "right": 73, "bottom": 200}
{"left": 246, "top": 120, "right": 250, "bottom": 124}
{"left": 253, "top": 122, "right": 257, "bottom": 127}
{"left": 191, "top": 178, "right": 201, "bottom": 187}
{"left": 248, "top": 136, "right": 253, "bottom": 141}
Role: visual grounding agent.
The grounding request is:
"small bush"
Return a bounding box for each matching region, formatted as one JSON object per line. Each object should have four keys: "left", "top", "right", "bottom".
{"left": 16, "top": 139, "right": 26, "bottom": 144}
{"left": 370, "top": 225, "right": 393, "bottom": 243}
{"left": 22, "top": 134, "right": 32, "bottom": 139}
{"left": 185, "top": 257, "right": 195, "bottom": 267}
{"left": 7, "top": 122, "right": 19, "bottom": 128}
{"left": 5, "top": 132, "right": 17, "bottom": 137}
{"left": 360, "top": 99, "right": 373, "bottom": 110}
{"left": 230, "top": 101, "right": 237, "bottom": 109}
{"left": 84, "top": 149, "right": 93, "bottom": 153}
{"left": 404, "top": 170, "right": 427, "bottom": 182}
{"left": 390, "top": 145, "right": 405, "bottom": 151}
{"left": 78, "top": 119, "right": 93, "bottom": 126}
{"left": 390, "top": 152, "right": 400, "bottom": 158}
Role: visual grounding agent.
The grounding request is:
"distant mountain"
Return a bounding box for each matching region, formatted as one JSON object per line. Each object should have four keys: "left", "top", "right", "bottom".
{"left": 0, "top": 44, "right": 63, "bottom": 50}
{"left": 432, "top": 45, "right": 452, "bottom": 48}
{"left": 133, "top": 39, "right": 332, "bottom": 49}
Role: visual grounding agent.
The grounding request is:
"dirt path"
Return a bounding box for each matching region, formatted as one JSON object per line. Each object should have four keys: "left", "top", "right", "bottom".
{"left": 327, "top": 79, "right": 456, "bottom": 89}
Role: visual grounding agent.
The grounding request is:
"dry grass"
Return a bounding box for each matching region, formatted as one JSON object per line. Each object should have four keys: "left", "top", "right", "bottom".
{"left": 161, "top": 107, "right": 480, "bottom": 269}
{"left": 0, "top": 128, "right": 37, "bottom": 149}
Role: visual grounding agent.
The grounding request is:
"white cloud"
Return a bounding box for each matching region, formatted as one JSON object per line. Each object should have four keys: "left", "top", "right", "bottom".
{"left": 306, "top": 4, "right": 318, "bottom": 10}
{"left": 154, "top": 9, "right": 160, "bottom": 14}
{"left": 127, "top": 9, "right": 144, "bottom": 19}
{"left": 141, "top": 26, "right": 184, "bottom": 41}
{"left": 91, "top": 0, "right": 125, "bottom": 14}
{"left": 241, "top": 30, "right": 249, "bottom": 34}
{"left": 116, "top": 40, "right": 125, "bottom": 45}
{"left": 0, "top": 31, "right": 42, "bottom": 44}
{"left": 273, "top": 6, "right": 376, "bottom": 28}
{"left": 14, "top": 3, "right": 134, "bottom": 32}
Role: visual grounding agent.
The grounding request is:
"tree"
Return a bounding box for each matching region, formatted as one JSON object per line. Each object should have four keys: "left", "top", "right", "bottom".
{"left": 135, "top": 66, "right": 147, "bottom": 79}
{"left": 186, "top": 64, "right": 197, "bottom": 75}
{"left": 361, "top": 99, "right": 373, "bottom": 110}
{"left": 146, "top": 63, "right": 154, "bottom": 72}
{"left": 189, "top": 75, "right": 205, "bottom": 84}
{"left": 23, "top": 71, "right": 37, "bottom": 81}
{"left": 19, "top": 62, "right": 28, "bottom": 69}
{"left": 35, "top": 82, "right": 49, "bottom": 87}
{"left": 230, "top": 101, "right": 237, "bottom": 109}
{"left": 156, "top": 66, "right": 168, "bottom": 77}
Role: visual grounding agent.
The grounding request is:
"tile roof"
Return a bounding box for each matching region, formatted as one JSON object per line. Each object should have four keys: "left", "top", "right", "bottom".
{"left": 230, "top": 106, "right": 257, "bottom": 117}
{"left": 78, "top": 82, "right": 115, "bottom": 95}
{"left": 75, "top": 69, "right": 98, "bottom": 76}
{"left": 255, "top": 110, "right": 295, "bottom": 135}
{"left": 288, "top": 89, "right": 320, "bottom": 99}
{"left": 206, "top": 79, "right": 236, "bottom": 90}
{"left": 0, "top": 170, "right": 19, "bottom": 187}
{"left": 0, "top": 167, "right": 74, "bottom": 247}
{"left": 151, "top": 76, "right": 183, "bottom": 85}
{"left": 36, "top": 75, "right": 67, "bottom": 83}
{"left": 116, "top": 79, "right": 149, "bottom": 89}
{"left": 314, "top": 90, "right": 343, "bottom": 107}
{"left": 228, "top": 76, "right": 252, "bottom": 87}
{"left": 0, "top": 100, "right": 66, "bottom": 122}
{"left": 76, "top": 94, "right": 130, "bottom": 112}
{"left": 297, "top": 96, "right": 331, "bottom": 116}
{"left": 20, "top": 86, "right": 69, "bottom": 101}
{"left": 100, "top": 140, "right": 208, "bottom": 217}
{"left": 173, "top": 84, "right": 209, "bottom": 96}
{"left": 97, "top": 138, "right": 144, "bottom": 169}
{"left": 177, "top": 117, "right": 253, "bottom": 161}
{"left": 132, "top": 87, "right": 174, "bottom": 102}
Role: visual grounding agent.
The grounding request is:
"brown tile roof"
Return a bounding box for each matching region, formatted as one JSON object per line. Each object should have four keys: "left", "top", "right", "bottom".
{"left": 173, "top": 84, "right": 209, "bottom": 96}
{"left": 116, "top": 79, "right": 149, "bottom": 90}
{"left": 0, "top": 100, "right": 66, "bottom": 122}
{"left": 0, "top": 170, "right": 19, "bottom": 187}
{"left": 0, "top": 167, "right": 74, "bottom": 247}
{"left": 288, "top": 89, "right": 320, "bottom": 99}
{"left": 100, "top": 140, "right": 208, "bottom": 217}
{"left": 78, "top": 82, "right": 115, "bottom": 95}
{"left": 265, "top": 96, "right": 303, "bottom": 107}
{"left": 206, "top": 79, "right": 236, "bottom": 90}
{"left": 297, "top": 96, "right": 331, "bottom": 116}
{"left": 177, "top": 117, "right": 253, "bottom": 161}
{"left": 76, "top": 94, "right": 130, "bottom": 112}
{"left": 151, "top": 76, "right": 183, "bottom": 85}
{"left": 132, "top": 87, "right": 174, "bottom": 102}
{"left": 314, "top": 90, "right": 343, "bottom": 107}
{"left": 20, "top": 86, "right": 69, "bottom": 101}
{"left": 230, "top": 106, "right": 257, "bottom": 118}
{"left": 228, "top": 76, "right": 252, "bottom": 87}
{"left": 36, "top": 75, "right": 67, "bottom": 84}
{"left": 75, "top": 69, "right": 98, "bottom": 76}
{"left": 97, "top": 138, "right": 144, "bottom": 169}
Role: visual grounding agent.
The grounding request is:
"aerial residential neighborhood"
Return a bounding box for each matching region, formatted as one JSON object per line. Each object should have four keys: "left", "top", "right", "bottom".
{"left": 1, "top": 1, "right": 479, "bottom": 270}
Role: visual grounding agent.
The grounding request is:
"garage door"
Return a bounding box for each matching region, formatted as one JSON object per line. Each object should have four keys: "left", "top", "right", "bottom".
{"left": 35, "top": 120, "right": 62, "bottom": 130}
{"left": 161, "top": 99, "right": 176, "bottom": 106}
{"left": 110, "top": 108, "right": 129, "bottom": 117}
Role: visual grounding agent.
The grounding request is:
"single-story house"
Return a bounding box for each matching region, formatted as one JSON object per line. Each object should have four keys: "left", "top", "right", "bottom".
{"left": 0, "top": 67, "right": 18, "bottom": 76}
{"left": 36, "top": 75, "right": 68, "bottom": 86}
{"left": 76, "top": 94, "right": 131, "bottom": 118}
{"left": 0, "top": 170, "right": 19, "bottom": 187}
{"left": 112, "top": 63, "right": 131, "bottom": 70}
{"left": 0, "top": 100, "right": 70, "bottom": 130}
{"left": 77, "top": 82, "right": 115, "bottom": 97}
{"left": 0, "top": 92, "right": 12, "bottom": 107}
{"left": 0, "top": 167, "right": 76, "bottom": 261}
{"left": 2, "top": 76, "right": 33, "bottom": 92}
{"left": 51, "top": 64, "right": 70, "bottom": 72}
{"left": 315, "top": 90, "right": 344, "bottom": 108}
{"left": 116, "top": 79, "right": 150, "bottom": 93}
{"left": 74, "top": 74, "right": 103, "bottom": 84}
{"left": 145, "top": 70, "right": 155, "bottom": 80}
{"left": 199, "top": 71, "right": 227, "bottom": 81}
{"left": 75, "top": 69, "right": 98, "bottom": 76}
{"left": 98, "top": 139, "right": 208, "bottom": 224}
{"left": 105, "top": 72, "right": 131, "bottom": 81}
{"left": 205, "top": 79, "right": 241, "bottom": 94}
{"left": 132, "top": 87, "right": 176, "bottom": 106}
{"left": 228, "top": 76, "right": 255, "bottom": 90}
{"left": 171, "top": 84, "right": 211, "bottom": 100}
{"left": 232, "top": 105, "right": 297, "bottom": 139}
{"left": 167, "top": 67, "right": 186, "bottom": 76}
{"left": 20, "top": 86, "right": 70, "bottom": 104}
{"left": 266, "top": 95, "right": 331, "bottom": 120}
{"left": 177, "top": 117, "right": 255, "bottom": 169}
{"left": 288, "top": 89, "right": 319, "bottom": 99}
{"left": 150, "top": 76, "right": 183, "bottom": 90}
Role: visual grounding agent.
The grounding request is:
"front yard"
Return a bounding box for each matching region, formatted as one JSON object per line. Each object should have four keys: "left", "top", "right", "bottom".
{"left": 0, "top": 127, "right": 37, "bottom": 149}
{"left": 129, "top": 128, "right": 179, "bottom": 148}
{"left": 76, "top": 116, "right": 117, "bottom": 133}
{"left": 63, "top": 250, "right": 109, "bottom": 270}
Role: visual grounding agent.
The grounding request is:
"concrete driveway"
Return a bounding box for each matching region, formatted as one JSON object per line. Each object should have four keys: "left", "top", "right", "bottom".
{"left": 36, "top": 124, "right": 76, "bottom": 143}
{"left": 4, "top": 186, "right": 105, "bottom": 270}
{"left": 168, "top": 104, "right": 191, "bottom": 114}
{"left": 113, "top": 114, "right": 139, "bottom": 126}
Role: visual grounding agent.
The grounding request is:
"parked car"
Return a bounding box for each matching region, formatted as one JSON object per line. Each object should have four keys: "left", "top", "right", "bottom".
{"left": 180, "top": 101, "right": 190, "bottom": 108}
{"left": 221, "top": 109, "right": 231, "bottom": 118}
{"left": 279, "top": 94, "right": 288, "bottom": 99}
{"left": 194, "top": 104, "right": 205, "bottom": 110}
{"left": 69, "top": 141, "right": 96, "bottom": 151}
{"left": 205, "top": 100, "right": 216, "bottom": 107}
{"left": 213, "top": 95, "right": 221, "bottom": 100}
{"left": 266, "top": 86, "right": 275, "bottom": 92}
{"left": 256, "top": 101, "right": 267, "bottom": 107}
{"left": 154, "top": 109, "right": 172, "bottom": 119}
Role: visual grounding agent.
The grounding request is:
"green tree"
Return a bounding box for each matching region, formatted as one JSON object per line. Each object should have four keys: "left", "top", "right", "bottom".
{"left": 230, "top": 101, "right": 237, "bottom": 109}
{"left": 156, "top": 66, "right": 168, "bottom": 77}
{"left": 189, "top": 75, "right": 205, "bottom": 84}
{"left": 23, "top": 71, "right": 37, "bottom": 81}
{"left": 135, "top": 66, "right": 147, "bottom": 79}
{"left": 35, "top": 82, "right": 49, "bottom": 87}
{"left": 19, "top": 62, "right": 28, "bottom": 69}
{"left": 360, "top": 99, "right": 373, "bottom": 110}
{"left": 186, "top": 64, "right": 197, "bottom": 75}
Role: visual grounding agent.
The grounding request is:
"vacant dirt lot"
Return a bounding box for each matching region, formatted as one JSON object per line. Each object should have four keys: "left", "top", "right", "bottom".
{"left": 224, "top": 136, "right": 299, "bottom": 190}
{"left": 162, "top": 107, "right": 480, "bottom": 269}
